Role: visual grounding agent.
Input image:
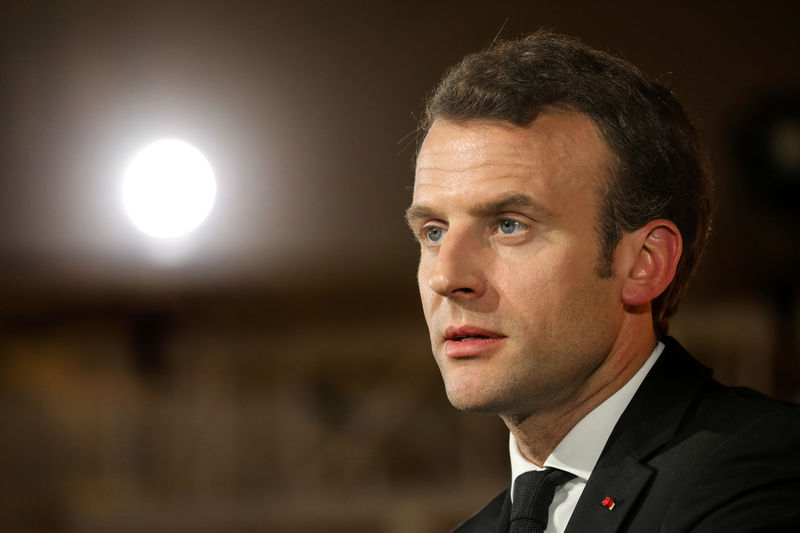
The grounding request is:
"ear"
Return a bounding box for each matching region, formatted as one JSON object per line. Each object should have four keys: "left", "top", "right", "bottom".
{"left": 619, "top": 219, "right": 683, "bottom": 307}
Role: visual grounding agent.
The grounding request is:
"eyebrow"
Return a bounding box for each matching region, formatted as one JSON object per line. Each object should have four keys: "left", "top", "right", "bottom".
{"left": 405, "top": 192, "right": 554, "bottom": 227}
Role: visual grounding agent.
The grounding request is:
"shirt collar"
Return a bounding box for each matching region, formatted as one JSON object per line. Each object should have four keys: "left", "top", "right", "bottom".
{"left": 510, "top": 341, "right": 664, "bottom": 492}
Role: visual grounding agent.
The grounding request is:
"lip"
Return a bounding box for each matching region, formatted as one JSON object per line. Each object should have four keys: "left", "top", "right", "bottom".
{"left": 443, "top": 325, "right": 506, "bottom": 358}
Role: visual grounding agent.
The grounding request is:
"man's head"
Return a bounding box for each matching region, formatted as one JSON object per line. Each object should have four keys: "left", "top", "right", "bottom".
{"left": 407, "top": 32, "right": 712, "bottom": 419}
{"left": 420, "top": 31, "right": 713, "bottom": 336}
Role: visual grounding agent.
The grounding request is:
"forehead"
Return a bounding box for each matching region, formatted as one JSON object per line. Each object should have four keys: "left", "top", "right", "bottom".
{"left": 413, "top": 112, "right": 612, "bottom": 209}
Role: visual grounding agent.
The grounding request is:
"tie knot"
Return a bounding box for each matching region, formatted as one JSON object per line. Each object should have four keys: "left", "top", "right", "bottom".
{"left": 509, "top": 468, "right": 575, "bottom": 533}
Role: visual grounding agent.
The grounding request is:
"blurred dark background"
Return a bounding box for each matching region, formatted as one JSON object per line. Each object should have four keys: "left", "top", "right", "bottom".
{"left": 1, "top": 1, "right": 799, "bottom": 532}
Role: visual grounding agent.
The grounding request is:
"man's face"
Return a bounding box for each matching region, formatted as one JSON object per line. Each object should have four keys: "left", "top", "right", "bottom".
{"left": 407, "top": 112, "right": 627, "bottom": 420}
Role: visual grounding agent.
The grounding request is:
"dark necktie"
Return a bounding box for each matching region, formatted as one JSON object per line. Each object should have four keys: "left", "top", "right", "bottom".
{"left": 509, "top": 468, "right": 575, "bottom": 533}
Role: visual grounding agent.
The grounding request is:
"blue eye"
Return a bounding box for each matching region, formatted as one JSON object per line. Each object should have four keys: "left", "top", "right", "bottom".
{"left": 498, "top": 219, "right": 521, "bottom": 234}
{"left": 426, "top": 227, "right": 445, "bottom": 242}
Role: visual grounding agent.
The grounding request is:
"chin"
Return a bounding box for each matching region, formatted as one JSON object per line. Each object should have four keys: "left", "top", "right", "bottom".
{"left": 445, "top": 387, "right": 505, "bottom": 414}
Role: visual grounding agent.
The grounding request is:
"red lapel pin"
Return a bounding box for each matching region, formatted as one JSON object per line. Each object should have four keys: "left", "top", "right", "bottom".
{"left": 602, "top": 497, "right": 616, "bottom": 510}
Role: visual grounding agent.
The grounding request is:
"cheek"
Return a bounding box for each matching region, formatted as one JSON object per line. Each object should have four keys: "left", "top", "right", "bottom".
{"left": 496, "top": 248, "right": 596, "bottom": 324}
{"left": 417, "top": 265, "right": 437, "bottom": 322}
{"left": 496, "top": 251, "right": 563, "bottom": 298}
{"left": 417, "top": 259, "right": 429, "bottom": 294}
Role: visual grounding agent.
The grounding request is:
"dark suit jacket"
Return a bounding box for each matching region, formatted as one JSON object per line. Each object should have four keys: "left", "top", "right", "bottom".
{"left": 453, "top": 337, "right": 800, "bottom": 532}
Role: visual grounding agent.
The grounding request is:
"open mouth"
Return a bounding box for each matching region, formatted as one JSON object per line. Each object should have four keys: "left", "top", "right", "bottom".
{"left": 444, "top": 326, "right": 503, "bottom": 347}
{"left": 443, "top": 329, "right": 504, "bottom": 357}
{"left": 453, "top": 335, "right": 490, "bottom": 342}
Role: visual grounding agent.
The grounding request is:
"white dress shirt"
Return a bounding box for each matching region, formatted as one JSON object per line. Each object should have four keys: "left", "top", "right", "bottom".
{"left": 509, "top": 341, "right": 664, "bottom": 533}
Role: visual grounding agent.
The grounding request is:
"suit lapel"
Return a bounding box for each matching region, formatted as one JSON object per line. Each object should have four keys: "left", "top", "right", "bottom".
{"left": 564, "top": 437, "right": 655, "bottom": 532}
{"left": 565, "top": 337, "right": 712, "bottom": 533}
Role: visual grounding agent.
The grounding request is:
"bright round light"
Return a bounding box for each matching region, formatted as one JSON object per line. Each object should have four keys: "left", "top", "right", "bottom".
{"left": 122, "top": 139, "right": 216, "bottom": 238}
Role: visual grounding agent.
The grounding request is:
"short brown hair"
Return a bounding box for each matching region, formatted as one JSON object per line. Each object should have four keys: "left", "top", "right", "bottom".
{"left": 421, "top": 31, "right": 713, "bottom": 336}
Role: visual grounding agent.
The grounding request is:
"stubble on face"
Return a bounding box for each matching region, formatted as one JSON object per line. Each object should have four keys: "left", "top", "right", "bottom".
{"left": 410, "top": 112, "right": 625, "bottom": 423}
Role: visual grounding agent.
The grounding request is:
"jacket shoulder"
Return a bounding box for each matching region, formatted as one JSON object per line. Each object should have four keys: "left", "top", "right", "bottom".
{"left": 628, "top": 337, "right": 800, "bottom": 530}
{"left": 451, "top": 489, "right": 508, "bottom": 533}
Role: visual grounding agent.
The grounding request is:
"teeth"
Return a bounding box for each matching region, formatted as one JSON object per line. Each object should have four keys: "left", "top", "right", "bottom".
{"left": 457, "top": 336, "right": 489, "bottom": 341}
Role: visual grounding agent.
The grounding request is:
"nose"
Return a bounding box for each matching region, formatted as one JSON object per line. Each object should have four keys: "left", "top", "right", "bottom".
{"left": 427, "top": 228, "right": 486, "bottom": 299}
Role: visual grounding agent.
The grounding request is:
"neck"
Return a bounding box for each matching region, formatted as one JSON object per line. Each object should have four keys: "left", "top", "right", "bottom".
{"left": 504, "top": 326, "right": 657, "bottom": 466}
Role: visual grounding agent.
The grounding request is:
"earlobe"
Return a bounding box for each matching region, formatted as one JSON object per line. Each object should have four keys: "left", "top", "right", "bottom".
{"left": 621, "top": 220, "right": 682, "bottom": 307}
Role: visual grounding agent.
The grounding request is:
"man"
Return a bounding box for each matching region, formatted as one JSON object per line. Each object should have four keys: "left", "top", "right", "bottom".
{"left": 405, "top": 32, "right": 800, "bottom": 532}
